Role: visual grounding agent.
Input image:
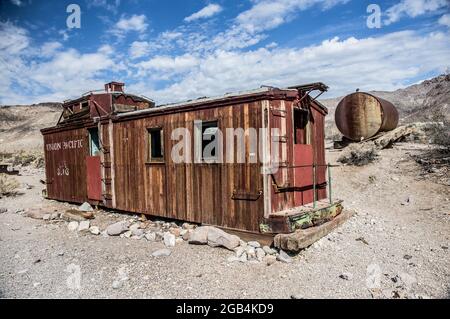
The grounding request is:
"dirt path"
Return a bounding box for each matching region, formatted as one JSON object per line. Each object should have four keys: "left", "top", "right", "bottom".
{"left": 0, "top": 143, "right": 448, "bottom": 298}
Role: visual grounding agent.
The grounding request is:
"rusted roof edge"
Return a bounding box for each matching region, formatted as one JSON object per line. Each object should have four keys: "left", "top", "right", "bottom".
{"left": 114, "top": 87, "right": 298, "bottom": 121}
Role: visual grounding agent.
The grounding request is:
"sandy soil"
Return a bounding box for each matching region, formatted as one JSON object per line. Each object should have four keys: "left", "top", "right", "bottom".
{"left": 0, "top": 142, "right": 449, "bottom": 299}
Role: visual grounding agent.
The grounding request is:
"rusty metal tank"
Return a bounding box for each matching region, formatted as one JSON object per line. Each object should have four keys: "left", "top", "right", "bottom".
{"left": 335, "top": 92, "right": 399, "bottom": 141}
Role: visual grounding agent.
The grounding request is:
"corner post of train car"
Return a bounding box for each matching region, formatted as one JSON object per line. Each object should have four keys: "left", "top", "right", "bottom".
{"left": 108, "top": 118, "right": 116, "bottom": 208}
{"left": 312, "top": 163, "right": 316, "bottom": 209}
{"left": 327, "top": 163, "right": 332, "bottom": 204}
{"left": 262, "top": 100, "right": 271, "bottom": 219}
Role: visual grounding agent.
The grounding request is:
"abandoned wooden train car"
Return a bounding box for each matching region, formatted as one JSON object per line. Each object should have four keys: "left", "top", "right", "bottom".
{"left": 41, "top": 82, "right": 342, "bottom": 236}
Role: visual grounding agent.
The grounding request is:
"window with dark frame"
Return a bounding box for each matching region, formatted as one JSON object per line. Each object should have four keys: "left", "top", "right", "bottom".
{"left": 148, "top": 128, "right": 164, "bottom": 162}
{"left": 293, "top": 108, "right": 310, "bottom": 145}
{"left": 201, "top": 120, "right": 218, "bottom": 160}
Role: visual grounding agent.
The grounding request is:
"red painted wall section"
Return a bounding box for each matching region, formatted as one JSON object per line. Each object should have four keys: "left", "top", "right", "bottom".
{"left": 86, "top": 156, "right": 102, "bottom": 201}
{"left": 293, "top": 144, "right": 314, "bottom": 206}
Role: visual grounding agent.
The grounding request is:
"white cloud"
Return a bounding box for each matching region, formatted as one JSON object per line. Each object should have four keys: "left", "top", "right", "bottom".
{"left": 385, "top": 0, "right": 449, "bottom": 25}
{"left": 111, "top": 14, "right": 148, "bottom": 38}
{"left": 1, "top": 2, "right": 449, "bottom": 107}
{"left": 438, "top": 13, "right": 450, "bottom": 27}
{"left": 235, "top": 0, "right": 349, "bottom": 33}
{"left": 0, "top": 21, "right": 30, "bottom": 55}
{"left": 40, "top": 41, "right": 62, "bottom": 57}
{"left": 10, "top": 0, "right": 24, "bottom": 6}
{"left": 59, "top": 29, "right": 70, "bottom": 41}
{"left": 184, "top": 4, "right": 223, "bottom": 22}
{"left": 87, "top": 0, "right": 121, "bottom": 13}
{"left": 210, "top": 0, "right": 350, "bottom": 51}
{"left": 129, "top": 41, "right": 151, "bottom": 59}
{"left": 130, "top": 30, "right": 450, "bottom": 104}
{"left": 136, "top": 54, "right": 199, "bottom": 79}
{"left": 0, "top": 22, "right": 117, "bottom": 104}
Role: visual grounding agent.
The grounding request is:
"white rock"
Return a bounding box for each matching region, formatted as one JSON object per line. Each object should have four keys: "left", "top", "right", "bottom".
{"left": 145, "top": 232, "right": 156, "bottom": 241}
{"left": 238, "top": 252, "right": 247, "bottom": 262}
{"left": 182, "top": 222, "right": 195, "bottom": 229}
{"left": 228, "top": 252, "right": 247, "bottom": 263}
{"left": 164, "top": 232, "right": 176, "bottom": 247}
{"left": 188, "top": 226, "right": 210, "bottom": 244}
{"left": 42, "top": 214, "right": 51, "bottom": 221}
{"left": 89, "top": 226, "right": 100, "bottom": 235}
{"left": 112, "top": 280, "right": 123, "bottom": 289}
{"left": 123, "top": 230, "right": 132, "bottom": 238}
{"left": 79, "top": 202, "right": 93, "bottom": 212}
{"left": 67, "top": 221, "right": 79, "bottom": 231}
{"left": 78, "top": 220, "right": 90, "bottom": 232}
{"left": 132, "top": 228, "right": 144, "bottom": 237}
{"left": 248, "top": 241, "right": 261, "bottom": 248}
{"left": 263, "top": 246, "right": 277, "bottom": 255}
{"left": 206, "top": 227, "right": 240, "bottom": 250}
{"left": 235, "top": 246, "right": 246, "bottom": 258}
{"left": 106, "top": 221, "right": 129, "bottom": 236}
{"left": 152, "top": 248, "right": 172, "bottom": 257}
{"left": 246, "top": 246, "right": 256, "bottom": 259}
{"left": 277, "top": 250, "right": 293, "bottom": 263}
{"left": 129, "top": 223, "right": 140, "bottom": 233}
{"left": 256, "top": 248, "right": 266, "bottom": 261}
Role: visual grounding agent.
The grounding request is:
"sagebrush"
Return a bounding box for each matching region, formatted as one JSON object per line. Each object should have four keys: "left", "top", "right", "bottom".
{"left": 337, "top": 144, "right": 379, "bottom": 166}
{"left": 0, "top": 173, "right": 20, "bottom": 196}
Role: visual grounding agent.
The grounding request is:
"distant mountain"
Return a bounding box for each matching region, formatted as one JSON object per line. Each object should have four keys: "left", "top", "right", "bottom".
{"left": 0, "top": 103, "right": 62, "bottom": 152}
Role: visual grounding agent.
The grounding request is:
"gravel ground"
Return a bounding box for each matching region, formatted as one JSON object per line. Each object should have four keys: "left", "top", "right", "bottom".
{"left": 0, "top": 143, "right": 449, "bottom": 298}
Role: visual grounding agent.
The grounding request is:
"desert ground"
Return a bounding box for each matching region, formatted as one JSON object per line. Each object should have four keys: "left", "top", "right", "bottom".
{"left": 0, "top": 141, "right": 448, "bottom": 299}
{"left": 0, "top": 75, "right": 449, "bottom": 299}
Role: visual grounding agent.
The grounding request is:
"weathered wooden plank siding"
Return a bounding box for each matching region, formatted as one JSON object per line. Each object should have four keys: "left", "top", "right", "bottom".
{"left": 112, "top": 101, "right": 265, "bottom": 232}
{"left": 43, "top": 128, "right": 88, "bottom": 203}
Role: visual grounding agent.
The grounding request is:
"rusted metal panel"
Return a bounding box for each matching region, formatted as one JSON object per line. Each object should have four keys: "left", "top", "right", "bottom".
{"left": 335, "top": 92, "right": 399, "bottom": 141}
{"left": 86, "top": 156, "right": 102, "bottom": 201}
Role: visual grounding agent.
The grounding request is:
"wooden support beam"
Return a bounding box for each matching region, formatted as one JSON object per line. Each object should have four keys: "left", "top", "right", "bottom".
{"left": 273, "top": 209, "right": 354, "bottom": 252}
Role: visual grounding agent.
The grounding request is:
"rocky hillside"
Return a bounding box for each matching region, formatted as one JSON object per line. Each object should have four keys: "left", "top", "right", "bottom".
{"left": 0, "top": 103, "right": 61, "bottom": 152}
{"left": 321, "top": 74, "right": 450, "bottom": 138}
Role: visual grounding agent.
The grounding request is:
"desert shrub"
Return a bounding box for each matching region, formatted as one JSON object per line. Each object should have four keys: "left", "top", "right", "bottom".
{"left": 33, "top": 156, "right": 45, "bottom": 168}
{"left": 0, "top": 174, "right": 20, "bottom": 196}
{"left": 12, "top": 151, "right": 37, "bottom": 166}
{"left": 0, "top": 151, "right": 44, "bottom": 168}
{"left": 0, "top": 109, "right": 23, "bottom": 122}
{"left": 429, "top": 112, "right": 450, "bottom": 153}
{"left": 337, "top": 144, "right": 379, "bottom": 166}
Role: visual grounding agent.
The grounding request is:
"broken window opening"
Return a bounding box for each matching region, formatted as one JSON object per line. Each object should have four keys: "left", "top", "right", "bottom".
{"left": 201, "top": 121, "right": 219, "bottom": 161}
{"left": 294, "top": 108, "right": 311, "bottom": 145}
{"left": 88, "top": 128, "right": 101, "bottom": 156}
{"left": 148, "top": 128, "right": 164, "bottom": 162}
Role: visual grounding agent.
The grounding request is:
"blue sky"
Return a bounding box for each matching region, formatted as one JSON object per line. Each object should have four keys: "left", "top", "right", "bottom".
{"left": 0, "top": 0, "right": 449, "bottom": 105}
